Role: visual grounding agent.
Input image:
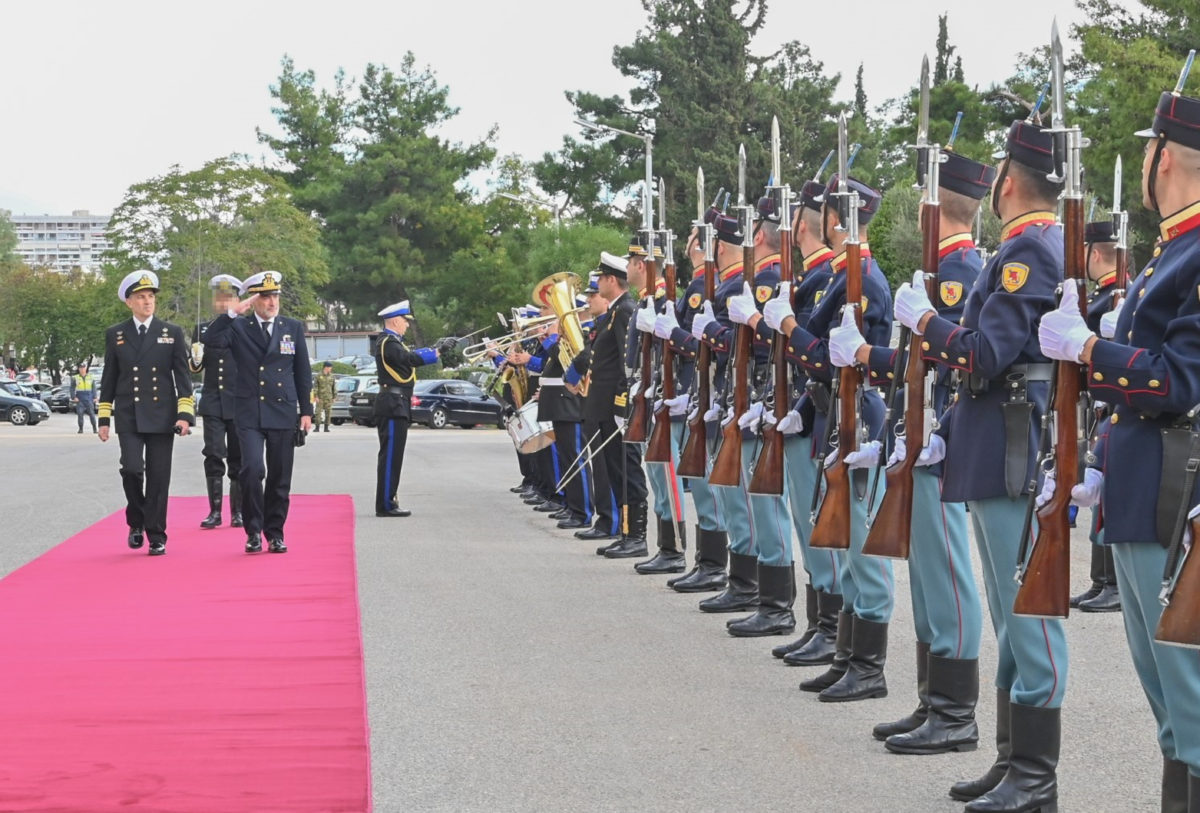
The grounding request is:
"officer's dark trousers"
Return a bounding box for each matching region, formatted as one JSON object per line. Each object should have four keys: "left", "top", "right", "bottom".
{"left": 76, "top": 399, "right": 96, "bottom": 431}
{"left": 598, "top": 417, "right": 647, "bottom": 526}
{"left": 117, "top": 430, "right": 174, "bottom": 543}
{"left": 553, "top": 420, "right": 590, "bottom": 521}
{"left": 237, "top": 426, "right": 295, "bottom": 539}
{"left": 376, "top": 416, "right": 410, "bottom": 513}
{"left": 585, "top": 419, "right": 619, "bottom": 535}
{"left": 535, "top": 446, "right": 561, "bottom": 504}
{"left": 517, "top": 448, "right": 534, "bottom": 485}
{"left": 202, "top": 415, "right": 242, "bottom": 480}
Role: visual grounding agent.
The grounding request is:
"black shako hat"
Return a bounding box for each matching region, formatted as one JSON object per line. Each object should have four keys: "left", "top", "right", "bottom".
{"left": 1136, "top": 91, "right": 1200, "bottom": 150}
{"left": 1085, "top": 220, "right": 1117, "bottom": 244}
{"left": 995, "top": 120, "right": 1056, "bottom": 175}
{"left": 940, "top": 151, "right": 997, "bottom": 200}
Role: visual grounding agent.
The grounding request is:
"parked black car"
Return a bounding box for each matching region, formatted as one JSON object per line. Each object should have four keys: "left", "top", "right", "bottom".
{"left": 350, "top": 379, "right": 504, "bottom": 429}
{"left": 0, "top": 383, "right": 52, "bottom": 425}
{"left": 46, "top": 385, "right": 73, "bottom": 413}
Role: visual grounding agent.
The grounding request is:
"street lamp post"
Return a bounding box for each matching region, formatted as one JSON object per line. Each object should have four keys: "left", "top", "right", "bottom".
{"left": 495, "top": 192, "right": 561, "bottom": 231}
{"left": 573, "top": 117, "right": 655, "bottom": 251}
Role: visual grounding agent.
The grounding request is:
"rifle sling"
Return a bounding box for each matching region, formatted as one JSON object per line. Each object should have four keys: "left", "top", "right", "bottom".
{"left": 1157, "top": 423, "right": 1200, "bottom": 552}
{"left": 1000, "top": 370, "right": 1037, "bottom": 500}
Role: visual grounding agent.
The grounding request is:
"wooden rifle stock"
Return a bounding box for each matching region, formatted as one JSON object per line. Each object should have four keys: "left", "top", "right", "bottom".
{"left": 646, "top": 260, "right": 677, "bottom": 463}
{"left": 678, "top": 254, "right": 717, "bottom": 478}
{"left": 1156, "top": 518, "right": 1200, "bottom": 648}
{"left": 749, "top": 198, "right": 792, "bottom": 497}
{"left": 708, "top": 240, "right": 756, "bottom": 487}
{"left": 810, "top": 239, "right": 862, "bottom": 550}
{"left": 1013, "top": 197, "right": 1085, "bottom": 619}
{"left": 863, "top": 197, "right": 941, "bottom": 559}
{"left": 624, "top": 256, "right": 658, "bottom": 444}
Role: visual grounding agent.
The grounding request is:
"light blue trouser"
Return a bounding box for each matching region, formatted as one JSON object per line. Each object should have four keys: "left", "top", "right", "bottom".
{"left": 741, "top": 437, "right": 793, "bottom": 566}
{"left": 1113, "top": 542, "right": 1200, "bottom": 772}
{"left": 967, "top": 496, "right": 1068, "bottom": 708}
{"left": 681, "top": 427, "right": 725, "bottom": 532}
{"left": 713, "top": 446, "right": 754, "bottom": 558}
{"left": 644, "top": 422, "right": 685, "bottom": 523}
{"left": 835, "top": 466, "right": 894, "bottom": 623}
{"left": 907, "top": 468, "right": 982, "bottom": 659}
{"left": 784, "top": 434, "right": 842, "bottom": 592}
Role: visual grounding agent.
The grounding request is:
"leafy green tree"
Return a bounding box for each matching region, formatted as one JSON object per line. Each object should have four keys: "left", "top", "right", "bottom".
{"left": 934, "top": 14, "right": 956, "bottom": 86}
{"left": 0, "top": 211, "right": 16, "bottom": 264}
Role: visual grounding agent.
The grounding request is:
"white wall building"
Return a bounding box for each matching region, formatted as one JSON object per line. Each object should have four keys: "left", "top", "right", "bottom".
{"left": 10, "top": 210, "right": 112, "bottom": 272}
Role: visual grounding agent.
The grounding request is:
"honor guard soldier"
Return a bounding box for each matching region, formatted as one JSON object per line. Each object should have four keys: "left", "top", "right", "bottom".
{"left": 314, "top": 361, "right": 336, "bottom": 433}
{"left": 760, "top": 174, "right": 896, "bottom": 701}
{"left": 1038, "top": 82, "right": 1200, "bottom": 813}
{"left": 70, "top": 361, "right": 97, "bottom": 434}
{"left": 564, "top": 252, "right": 647, "bottom": 555}
{"left": 190, "top": 274, "right": 244, "bottom": 530}
{"left": 202, "top": 271, "right": 312, "bottom": 553}
{"left": 373, "top": 300, "right": 444, "bottom": 517}
{"left": 1067, "top": 220, "right": 1123, "bottom": 613}
{"left": 831, "top": 149, "right": 990, "bottom": 750}
{"left": 895, "top": 119, "right": 1067, "bottom": 810}
{"left": 97, "top": 270, "right": 195, "bottom": 555}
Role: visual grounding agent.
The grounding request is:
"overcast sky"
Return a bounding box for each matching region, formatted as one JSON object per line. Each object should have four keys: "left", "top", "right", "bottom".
{"left": 1, "top": 0, "right": 1092, "bottom": 216}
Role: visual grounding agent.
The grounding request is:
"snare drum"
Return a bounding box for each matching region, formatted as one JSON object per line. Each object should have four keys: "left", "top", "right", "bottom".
{"left": 506, "top": 401, "right": 555, "bottom": 453}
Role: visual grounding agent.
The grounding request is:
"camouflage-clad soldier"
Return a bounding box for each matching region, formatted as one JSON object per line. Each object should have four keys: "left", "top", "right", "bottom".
{"left": 314, "top": 361, "right": 336, "bottom": 432}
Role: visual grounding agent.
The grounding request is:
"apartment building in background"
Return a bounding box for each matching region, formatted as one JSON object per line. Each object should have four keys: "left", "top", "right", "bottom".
{"left": 9, "top": 210, "right": 112, "bottom": 272}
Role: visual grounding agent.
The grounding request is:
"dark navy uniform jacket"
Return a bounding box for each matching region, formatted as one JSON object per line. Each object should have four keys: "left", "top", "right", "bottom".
{"left": 537, "top": 334, "right": 584, "bottom": 423}
{"left": 202, "top": 313, "right": 314, "bottom": 431}
{"left": 1085, "top": 274, "right": 1120, "bottom": 332}
{"left": 191, "top": 321, "right": 237, "bottom": 419}
{"left": 784, "top": 247, "right": 893, "bottom": 456}
{"left": 373, "top": 329, "right": 435, "bottom": 420}
{"left": 922, "top": 212, "right": 1062, "bottom": 502}
{"left": 1090, "top": 202, "right": 1200, "bottom": 545}
{"left": 98, "top": 316, "right": 195, "bottom": 434}
{"left": 570, "top": 290, "right": 635, "bottom": 423}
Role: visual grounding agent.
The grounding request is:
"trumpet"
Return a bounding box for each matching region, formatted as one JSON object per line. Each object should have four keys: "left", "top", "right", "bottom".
{"left": 461, "top": 307, "right": 588, "bottom": 362}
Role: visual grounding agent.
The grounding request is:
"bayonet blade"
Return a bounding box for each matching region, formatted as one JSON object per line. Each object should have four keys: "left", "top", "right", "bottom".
{"left": 1050, "top": 20, "right": 1066, "bottom": 129}
{"left": 1174, "top": 50, "right": 1197, "bottom": 96}
{"left": 771, "top": 115, "right": 782, "bottom": 188}
{"left": 837, "top": 114, "right": 849, "bottom": 186}
{"left": 1113, "top": 154, "right": 1123, "bottom": 213}
{"left": 696, "top": 166, "right": 705, "bottom": 221}
{"left": 658, "top": 176, "right": 666, "bottom": 231}
{"left": 917, "top": 55, "right": 930, "bottom": 148}
{"left": 814, "top": 149, "right": 834, "bottom": 182}
{"left": 737, "top": 144, "right": 747, "bottom": 206}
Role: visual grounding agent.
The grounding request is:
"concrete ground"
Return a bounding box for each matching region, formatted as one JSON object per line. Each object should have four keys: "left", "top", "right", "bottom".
{"left": 0, "top": 415, "right": 1160, "bottom": 812}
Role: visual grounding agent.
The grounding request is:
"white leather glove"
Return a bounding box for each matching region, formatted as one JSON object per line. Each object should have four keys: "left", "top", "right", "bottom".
{"left": 635, "top": 298, "right": 656, "bottom": 333}
{"left": 763, "top": 297, "right": 793, "bottom": 332}
{"left": 737, "top": 402, "right": 765, "bottom": 431}
{"left": 727, "top": 282, "right": 758, "bottom": 325}
{"left": 844, "top": 440, "right": 881, "bottom": 469}
{"left": 823, "top": 448, "right": 840, "bottom": 469}
{"left": 829, "top": 306, "right": 867, "bottom": 368}
{"left": 691, "top": 302, "right": 715, "bottom": 339}
{"left": 190, "top": 342, "right": 204, "bottom": 365}
{"left": 654, "top": 308, "right": 679, "bottom": 340}
{"left": 703, "top": 402, "right": 722, "bottom": 423}
{"left": 615, "top": 414, "right": 626, "bottom": 431}
{"left": 1098, "top": 298, "right": 1123, "bottom": 339}
{"left": 887, "top": 434, "right": 946, "bottom": 467}
{"left": 1039, "top": 284, "right": 1094, "bottom": 362}
{"left": 661, "top": 394, "right": 689, "bottom": 416}
{"left": 777, "top": 409, "right": 804, "bottom": 435}
{"left": 1071, "top": 467, "right": 1103, "bottom": 508}
{"left": 894, "top": 270, "right": 935, "bottom": 333}
{"left": 763, "top": 410, "right": 777, "bottom": 429}
{"left": 721, "top": 408, "right": 738, "bottom": 428}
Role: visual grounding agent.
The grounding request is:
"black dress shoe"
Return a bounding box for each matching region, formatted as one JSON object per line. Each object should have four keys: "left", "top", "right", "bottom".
{"left": 595, "top": 539, "right": 625, "bottom": 556}
{"left": 576, "top": 525, "right": 618, "bottom": 540}
{"left": 127, "top": 528, "right": 145, "bottom": 549}
{"left": 604, "top": 537, "right": 648, "bottom": 559}
{"left": 557, "top": 516, "right": 588, "bottom": 529}
{"left": 533, "top": 501, "right": 564, "bottom": 513}
{"left": 510, "top": 484, "right": 528, "bottom": 493}
{"left": 522, "top": 494, "right": 545, "bottom": 505}
{"left": 1078, "top": 583, "right": 1121, "bottom": 612}
{"left": 268, "top": 538, "right": 288, "bottom": 554}
{"left": 376, "top": 508, "right": 412, "bottom": 517}
{"left": 245, "top": 534, "right": 263, "bottom": 553}
{"left": 231, "top": 512, "right": 244, "bottom": 528}
{"left": 148, "top": 540, "right": 166, "bottom": 556}
{"left": 634, "top": 550, "right": 687, "bottom": 574}
{"left": 548, "top": 508, "right": 571, "bottom": 520}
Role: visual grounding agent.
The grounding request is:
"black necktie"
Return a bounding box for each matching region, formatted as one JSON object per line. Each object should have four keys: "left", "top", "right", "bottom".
{"left": 261, "top": 320, "right": 271, "bottom": 340}
{"left": 138, "top": 324, "right": 147, "bottom": 338}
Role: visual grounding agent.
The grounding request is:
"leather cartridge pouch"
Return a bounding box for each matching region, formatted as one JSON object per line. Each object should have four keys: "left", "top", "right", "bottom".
{"left": 1157, "top": 421, "right": 1200, "bottom": 549}
{"left": 1000, "top": 370, "right": 1034, "bottom": 500}
{"left": 805, "top": 380, "right": 832, "bottom": 415}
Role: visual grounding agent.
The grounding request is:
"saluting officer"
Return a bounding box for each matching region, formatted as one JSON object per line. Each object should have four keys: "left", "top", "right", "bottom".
{"left": 1038, "top": 85, "right": 1200, "bottom": 813}
{"left": 373, "top": 300, "right": 443, "bottom": 517}
{"left": 190, "top": 274, "right": 243, "bottom": 530}
{"left": 894, "top": 119, "right": 1067, "bottom": 811}
{"left": 202, "top": 271, "right": 312, "bottom": 554}
{"left": 97, "top": 270, "right": 195, "bottom": 556}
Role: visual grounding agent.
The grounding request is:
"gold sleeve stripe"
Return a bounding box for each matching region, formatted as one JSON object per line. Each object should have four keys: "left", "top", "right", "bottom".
{"left": 97, "top": 402, "right": 113, "bottom": 418}
{"left": 177, "top": 397, "right": 195, "bottom": 415}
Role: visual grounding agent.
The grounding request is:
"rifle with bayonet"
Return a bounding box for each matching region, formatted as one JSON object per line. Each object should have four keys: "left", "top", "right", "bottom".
{"left": 647, "top": 177, "right": 677, "bottom": 464}
{"left": 678, "top": 171, "right": 719, "bottom": 478}
{"left": 749, "top": 116, "right": 790, "bottom": 496}
{"left": 1112, "top": 155, "right": 1130, "bottom": 298}
{"left": 1014, "top": 22, "right": 1088, "bottom": 619}
{"left": 864, "top": 58, "right": 942, "bottom": 559}
{"left": 811, "top": 113, "right": 862, "bottom": 550}
{"left": 625, "top": 181, "right": 658, "bottom": 444}
{"left": 709, "top": 145, "right": 754, "bottom": 487}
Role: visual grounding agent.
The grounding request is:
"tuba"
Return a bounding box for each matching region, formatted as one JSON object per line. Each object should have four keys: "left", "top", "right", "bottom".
{"left": 531, "top": 272, "right": 588, "bottom": 394}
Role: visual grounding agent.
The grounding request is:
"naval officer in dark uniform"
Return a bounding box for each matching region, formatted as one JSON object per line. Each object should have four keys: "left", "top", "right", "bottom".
{"left": 190, "top": 273, "right": 244, "bottom": 530}
{"left": 202, "top": 271, "right": 312, "bottom": 554}
{"left": 97, "top": 270, "right": 195, "bottom": 556}
{"left": 373, "top": 299, "right": 444, "bottom": 517}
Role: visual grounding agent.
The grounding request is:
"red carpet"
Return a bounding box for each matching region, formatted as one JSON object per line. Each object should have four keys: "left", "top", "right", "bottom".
{"left": 0, "top": 495, "right": 371, "bottom": 813}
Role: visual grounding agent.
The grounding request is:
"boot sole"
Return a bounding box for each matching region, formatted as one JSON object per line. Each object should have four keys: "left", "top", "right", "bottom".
{"left": 671, "top": 579, "right": 728, "bottom": 593}
{"left": 698, "top": 603, "right": 758, "bottom": 613}
{"left": 885, "top": 739, "right": 978, "bottom": 755}
{"left": 727, "top": 626, "right": 796, "bottom": 638}
{"left": 783, "top": 653, "right": 836, "bottom": 667}
{"left": 635, "top": 567, "right": 686, "bottom": 574}
{"left": 818, "top": 687, "right": 889, "bottom": 703}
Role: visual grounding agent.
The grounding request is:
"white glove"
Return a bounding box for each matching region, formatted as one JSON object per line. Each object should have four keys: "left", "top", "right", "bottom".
{"left": 1071, "top": 467, "right": 1103, "bottom": 508}
{"left": 737, "top": 402, "right": 765, "bottom": 431}
{"left": 727, "top": 282, "right": 758, "bottom": 325}
{"left": 887, "top": 434, "right": 946, "bottom": 467}
{"left": 763, "top": 410, "right": 778, "bottom": 429}
{"left": 844, "top": 440, "right": 881, "bottom": 469}
{"left": 829, "top": 306, "right": 867, "bottom": 367}
{"left": 635, "top": 298, "right": 656, "bottom": 333}
{"left": 662, "top": 394, "right": 689, "bottom": 416}
{"left": 823, "top": 448, "right": 840, "bottom": 469}
{"left": 1039, "top": 284, "right": 1095, "bottom": 362}
{"left": 654, "top": 308, "right": 679, "bottom": 340}
{"left": 721, "top": 408, "right": 738, "bottom": 428}
{"left": 703, "top": 403, "right": 722, "bottom": 423}
{"left": 763, "top": 297, "right": 793, "bottom": 332}
{"left": 615, "top": 414, "right": 626, "bottom": 431}
{"left": 777, "top": 409, "right": 804, "bottom": 435}
{"left": 894, "top": 270, "right": 935, "bottom": 333}
{"left": 1098, "top": 298, "right": 1123, "bottom": 339}
{"left": 190, "top": 341, "right": 204, "bottom": 365}
{"left": 692, "top": 302, "right": 715, "bottom": 339}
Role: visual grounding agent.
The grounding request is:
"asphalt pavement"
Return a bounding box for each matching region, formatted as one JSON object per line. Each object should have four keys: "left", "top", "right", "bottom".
{"left": 0, "top": 415, "right": 1160, "bottom": 812}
